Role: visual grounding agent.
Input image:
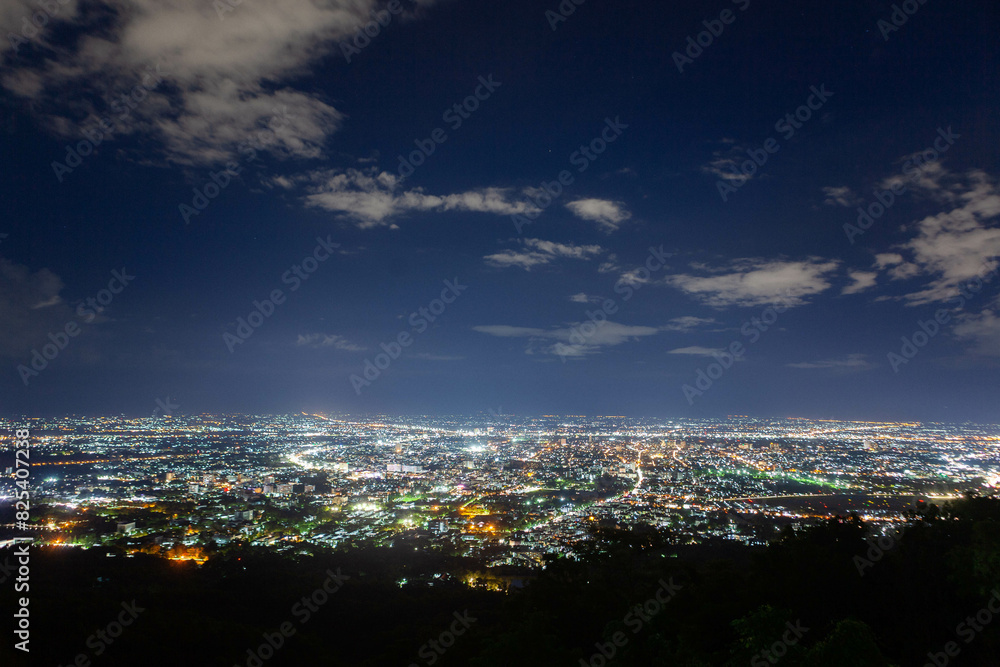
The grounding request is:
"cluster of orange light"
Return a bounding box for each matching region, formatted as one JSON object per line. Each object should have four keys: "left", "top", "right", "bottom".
{"left": 464, "top": 523, "right": 497, "bottom": 534}
{"left": 168, "top": 555, "right": 207, "bottom": 564}
{"left": 34, "top": 453, "right": 195, "bottom": 466}
{"left": 459, "top": 504, "right": 489, "bottom": 517}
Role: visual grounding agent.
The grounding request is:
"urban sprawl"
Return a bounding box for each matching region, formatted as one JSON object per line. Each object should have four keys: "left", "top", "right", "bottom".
{"left": 3, "top": 414, "right": 998, "bottom": 580}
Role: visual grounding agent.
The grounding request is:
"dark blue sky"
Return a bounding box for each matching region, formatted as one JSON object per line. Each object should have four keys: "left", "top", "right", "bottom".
{"left": 2, "top": 0, "right": 999, "bottom": 421}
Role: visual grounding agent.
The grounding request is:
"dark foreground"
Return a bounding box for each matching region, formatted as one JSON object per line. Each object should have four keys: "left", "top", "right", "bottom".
{"left": 2, "top": 495, "right": 999, "bottom": 666}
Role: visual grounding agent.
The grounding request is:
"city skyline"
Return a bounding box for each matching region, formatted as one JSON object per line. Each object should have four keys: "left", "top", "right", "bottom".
{"left": 6, "top": 411, "right": 998, "bottom": 664}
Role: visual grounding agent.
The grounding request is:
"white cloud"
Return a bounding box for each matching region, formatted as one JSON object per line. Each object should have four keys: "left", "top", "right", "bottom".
{"left": 619, "top": 267, "right": 652, "bottom": 287}
{"left": 484, "top": 238, "right": 602, "bottom": 271}
{"left": 471, "top": 325, "right": 548, "bottom": 338}
{"left": 874, "top": 253, "right": 904, "bottom": 269}
{"left": 482, "top": 250, "right": 554, "bottom": 271}
{"left": 0, "top": 0, "right": 438, "bottom": 165}
{"left": 665, "top": 258, "right": 839, "bottom": 308}
{"left": 1, "top": 259, "right": 63, "bottom": 311}
{"left": 473, "top": 321, "right": 659, "bottom": 357}
{"left": 879, "top": 159, "right": 956, "bottom": 202}
{"left": 522, "top": 238, "right": 602, "bottom": 259}
{"left": 0, "top": 1, "right": 81, "bottom": 57}
{"left": 842, "top": 270, "right": 878, "bottom": 295}
{"left": 296, "top": 333, "right": 365, "bottom": 351}
{"left": 701, "top": 144, "right": 755, "bottom": 183}
{"left": 702, "top": 157, "right": 745, "bottom": 181}
{"left": 597, "top": 255, "right": 621, "bottom": 274}
{"left": 662, "top": 316, "right": 717, "bottom": 332}
{"left": 888, "top": 170, "right": 1000, "bottom": 305}
{"left": 787, "top": 353, "right": 873, "bottom": 371}
{"left": 668, "top": 346, "right": 724, "bottom": 357}
{"left": 288, "top": 168, "right": 540, "bottom": 228}
{"left": 565, "top": 198, "right": 631, "bottom": 233}
{"left": 0, "top": 258, "right": 79, "bottom": 358}
{"left": 569, "top": 293, "right": 592, "bottom": 303}
{"left": 822, "top": 186, "right": 861, "bottom": 207}
{"left": 874, "top": 253, "right": 921, "bottom": 281}
{"left": 953, "top": 308, "right": 1000, "bottom": 357}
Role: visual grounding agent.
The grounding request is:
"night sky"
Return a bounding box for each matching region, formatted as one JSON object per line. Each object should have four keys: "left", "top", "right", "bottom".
{"left": 2, "top": 0, "right": 999, "bottom": 421}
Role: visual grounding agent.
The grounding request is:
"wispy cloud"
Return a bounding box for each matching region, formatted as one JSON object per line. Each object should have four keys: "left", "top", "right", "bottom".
{"left": 412, "top": 352, "right": 464, "bottom": 361}
{"left": 296, "top": 333, "right": 365, "bottom": 351}
{"left": 874, "top": 253, "right": 921, "bottom": 281}
{"left": 668, "top": 346, "right": 725, "bottom": 357}
{"left": 701, "top": 143, "right": 755, "bottom": 182}
{"left": 842, "top": 270, "right": 878, "bottom": 295}
{"left": 277, "top": 168, "right": 540, "bottom": 228}
{"left": 822, "top": 186, "right": 862, "bottom": 207}
{"left": 473, "top": 321, "right": 659, "bottom": 357}
{"left": 787, "top": 353, "right": 872, "bottom": 371}
{"left": 666, "top": 258, "right": 839, "bottom": 308}
{"left": 471, "top": 325, "right": 548, "bottom": 338}
{"left": 565, "top": 198, "right": 631, "bottom": 233}
{"left": 618, "top": 267, "right": 652, "bottom": 287}
{"left": 484, "top": 238, "right": 603, "bottom": 271}
{"left": 597, "top": 255, "right": 621, "bottom": 274}
{"left": 953, "top": 305, "right": 1000, "bottom": 357}
{"left": 662, "top": 316, "right": 717, "bottom": 332}
{"left": 883, "top": 169, "right": 1000, "bottom": 305}
{"left": 0, "top": 258, "right": 73, "bottom": 357}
